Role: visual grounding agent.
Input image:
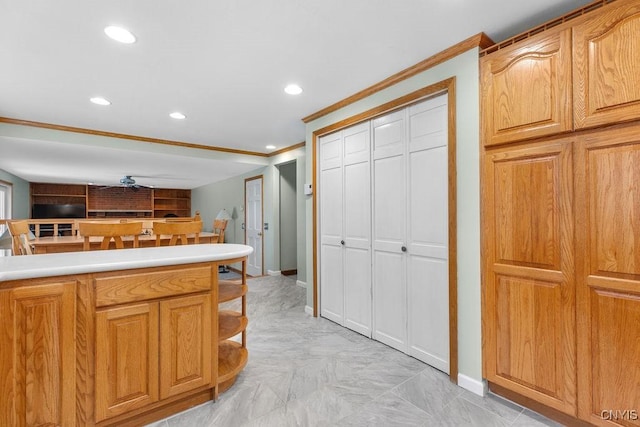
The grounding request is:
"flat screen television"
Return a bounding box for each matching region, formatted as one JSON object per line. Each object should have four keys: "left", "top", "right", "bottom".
{"left": 32, "top": 204, "right": 86, "bottom": 219}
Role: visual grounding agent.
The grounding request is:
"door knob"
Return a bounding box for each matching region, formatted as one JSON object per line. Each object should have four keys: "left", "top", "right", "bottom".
{"left": 340, "top": 240, "right": 345, "bottom": 245}
{"left": 401, "top": 246, "right": 407, "bottom": 252}
{"left": 258, "top": 232, "right": 263, "bottom": 236}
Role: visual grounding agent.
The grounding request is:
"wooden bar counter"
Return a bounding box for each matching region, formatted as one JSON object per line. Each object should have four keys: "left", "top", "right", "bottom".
{"left": 0, "top": 244, "right": 252, "bottom": 426}
{"left": 30, "top": 231, "right": 219, "bottom": 254}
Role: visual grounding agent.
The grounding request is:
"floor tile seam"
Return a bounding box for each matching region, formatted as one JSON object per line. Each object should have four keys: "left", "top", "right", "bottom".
{"left": 446, "top": 393, "right": 519, "bottom": 425}
{"left": 385, "top": 389, "right": 437, "bottom": 421}
{"left": 458, "top": 392, "right": 525, "bottom": 423}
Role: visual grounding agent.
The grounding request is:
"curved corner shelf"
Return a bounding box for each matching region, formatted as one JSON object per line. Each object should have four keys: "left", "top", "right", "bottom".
{"left": 219, "top": 311, "right": 248, "bottom": 340}
{"left": 219, "top": 282, "right": 248, "bottom": 303}
{"left": 218, "top": 340, "right": 248, "bottom": 384}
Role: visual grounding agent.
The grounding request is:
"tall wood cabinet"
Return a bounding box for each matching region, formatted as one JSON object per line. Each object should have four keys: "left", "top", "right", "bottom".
{"left": 481, "top": 1, "right": 640, "bottom": 425}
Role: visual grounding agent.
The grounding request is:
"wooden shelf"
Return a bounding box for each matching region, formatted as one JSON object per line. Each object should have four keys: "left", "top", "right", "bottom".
{"left": 218, "top": 340, "right": 248, "bottom": 384}
{"left": 219, "top": 311, "right": 248, "bottom": 340}
{"left": 32, "top": 194, "right": 86, "bottom": 197}
{"left": 219, "top": 282, "right": 247, "bottom": 303}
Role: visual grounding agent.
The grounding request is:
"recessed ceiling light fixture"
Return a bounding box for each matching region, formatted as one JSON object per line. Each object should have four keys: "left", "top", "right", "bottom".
{"left": 90, "top": 96, "right": 111, "bottom": 106}
{"left": 284, "top": 84, "right": 303, "bottom": 95}
{"left": 266, "top": 145, "right": 276, "bottom": 150}
{"left": 104, "top": 25, "right": 136, "bottom": 44}
{"left": 169, "top": 112, "right": 186, "bottom": 119}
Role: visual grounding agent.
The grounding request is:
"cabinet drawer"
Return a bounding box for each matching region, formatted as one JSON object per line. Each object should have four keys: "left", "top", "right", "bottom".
{"left": 95, "top": 265, "right": 212, "bottom": 307}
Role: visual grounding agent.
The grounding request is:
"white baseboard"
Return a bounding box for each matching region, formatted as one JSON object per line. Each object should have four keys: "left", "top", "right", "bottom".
{"left": 305, "top": 305, "right": 313, "bottom": 315}
{"left": 296, "top": 280, "right": 307, "bottom": 288}
{"left": 267, "top": 270, "right": 281, "bottom": 276}
{"left": 457, "top": 374, "right": 486, "bottom": 396}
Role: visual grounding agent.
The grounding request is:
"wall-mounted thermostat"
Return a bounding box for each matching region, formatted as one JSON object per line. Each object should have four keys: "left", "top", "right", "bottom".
{"left": 304, "top": 183, "right": 312, "bottom": 195}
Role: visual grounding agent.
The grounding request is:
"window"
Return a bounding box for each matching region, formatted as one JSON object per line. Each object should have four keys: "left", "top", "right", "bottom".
{"left": 0, "top": 181, "right": 12, "bottom": 256}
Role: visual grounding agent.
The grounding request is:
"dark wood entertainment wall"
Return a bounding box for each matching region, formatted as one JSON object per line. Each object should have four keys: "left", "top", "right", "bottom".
{"left": 30, "top": 182, "right": 191, "bottom": 218}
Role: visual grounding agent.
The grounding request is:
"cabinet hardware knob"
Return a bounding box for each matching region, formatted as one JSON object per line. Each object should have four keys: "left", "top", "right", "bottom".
{"left": 401, "top": 246, "right": 407, "bottom": 252}
{"left": 340, "top": 240, "right": 345, "bottom": 245}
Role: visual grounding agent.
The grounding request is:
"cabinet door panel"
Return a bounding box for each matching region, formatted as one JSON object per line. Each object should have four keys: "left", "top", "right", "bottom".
{"left": 95, "top": 303, "right": 159, "bottom": 422}
{"left": 0, "top": 281, "right": 77, "bottom": 427}
{"left": 576, "top": 126, "right": 640, "bottom": 426}
{"left": 160, "top": 294, "right": 212, "bottom": 399}
{"left": 573, "top": 0, "right": 640, "bottom": 129}
{"left": 481, "top": 28, "right": 572, "bottom": 146}
{"left": 483, "top": 138, "right": 575, "bottom": 414}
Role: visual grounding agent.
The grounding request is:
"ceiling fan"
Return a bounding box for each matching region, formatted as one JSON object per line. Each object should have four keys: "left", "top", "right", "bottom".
{"left": 96, "top": 175, "right": 152, "bottom": 191}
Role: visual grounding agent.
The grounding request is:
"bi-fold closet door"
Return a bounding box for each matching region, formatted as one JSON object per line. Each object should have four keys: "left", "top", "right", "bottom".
{"left": 319, "top": 122, "right": 372, "bottom": 337}
{"left": 319, "top": 94, "right": 449, "bottom": 373}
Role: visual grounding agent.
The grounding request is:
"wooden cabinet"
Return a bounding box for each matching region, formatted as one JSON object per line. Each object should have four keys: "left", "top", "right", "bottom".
{"left": 575, "top": 124, "right": 640, "bottom": 426}
{"left": 481, "top": 28, "right": 572, "bottom": 146}
{"left": 573, "top": 0, "right": 640, "bottom": 129}
{"left": 482, "top": 137, "right": 576, "bottom": 414}
{"left": 481, "top": 2, "right": 640, "bottom": 424}
{"left": 95, "top": 303, "right": 160, "bottom": 421}
{"left": 0, "top": 279, "right": 78, "bottom": 426}
{"left": 29, "top": 183, "right": 192, "bottom": 219}
{"left": 217, "top": 262, "right": 249, "bottom": 395}
{"left": 153, "top": 189, "right": 191, "bottom": 218}
{"left": 0, "top": 251, "right": 250, "bottom": 426}
{"left": 93, "top": 265, "right": 214, "bottom": 423}
{"left": 160, "top": 294, "right": 212, "bottom": 399}
{"left": 94, "top": 293, "right": 212, "bottom": 422}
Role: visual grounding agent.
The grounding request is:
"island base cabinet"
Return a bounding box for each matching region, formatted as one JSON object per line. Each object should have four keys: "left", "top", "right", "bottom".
{"left": 0, "top": 280, "right": 77, "bottom": 427}
{"left": 95, "top": 303, "right": 160, "bottom": 422}
{"left": 159, "top": 294, "right": 212, "bottom": 399}
{"left": 95, "top": 294, "right": 213, "bottom": 423}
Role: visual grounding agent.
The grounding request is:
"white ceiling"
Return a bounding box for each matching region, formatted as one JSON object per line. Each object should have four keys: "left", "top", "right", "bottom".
{"left": 0, "top": 0, "right": 592, "bottom": 188}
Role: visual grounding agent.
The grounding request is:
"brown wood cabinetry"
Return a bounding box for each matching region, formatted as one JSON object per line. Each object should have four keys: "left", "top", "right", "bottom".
{"left": 0, "top": 254, "right": 249, "bottom": 426}
{"left": 481, "top": 1, "right": 640, "bottom": 425}
{"left": 95, "top": 302, "right": 160, "bottom": 421}
{"left": 573, "top": 1, "right": 640, "bottom": 129}
{"left": 30, "top": 183, "right": 191, "bottom": 219}
{"left": 481, "top": 28, "right": 572, "bottom": 146}
{"left": 482, "top": 137, "right": 576, "bottom": 414}
{"left": 153, "top": 188, "right": 191, "bottom": 218}
{"left": 0, "top": 279, "right": 79, "bottom": 426}
{"left": 575, "top": 124, "right": 640, "bottom": 426}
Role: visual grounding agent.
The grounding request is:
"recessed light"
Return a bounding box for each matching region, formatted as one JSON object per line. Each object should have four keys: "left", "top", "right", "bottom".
{"left": 266, "top": 145, "right": 276, "bottom": 150}
{"left": 104, "top": 26, "right": 136, "bottom": 44}
{"left": 169, "top": 112, "right": 186, "bottom": 119}
{"left": 90, "top": 97, "right": 111, "bottom": 106}
{"left": 284, "top": 84, "right": 303, "bottom": 95}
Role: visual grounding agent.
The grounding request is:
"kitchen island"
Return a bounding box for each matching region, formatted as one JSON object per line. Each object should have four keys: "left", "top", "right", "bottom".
{"left": 0, "top": 244, "right": 252, "bottom": 426}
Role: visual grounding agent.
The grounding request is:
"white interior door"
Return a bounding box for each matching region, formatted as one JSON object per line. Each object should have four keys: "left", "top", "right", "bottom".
{"left": 372, "top": 110, "right": 407, "bottom": 351}
{"left": 245, "top": 177, "right": 263, "bottom": 276}
{"left": 319, "top": 132, "right": 344, "bottom": 323}
{"left": 406, "top": 94, "right": 450, "bottom": 373}
{"left": 342, "top": 123, "right": 371, "bottom": 337}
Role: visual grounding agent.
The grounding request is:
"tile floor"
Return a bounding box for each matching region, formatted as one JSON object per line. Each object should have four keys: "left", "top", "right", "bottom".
{"left": 148, "top": 275, "right": 563, "bottom": 427}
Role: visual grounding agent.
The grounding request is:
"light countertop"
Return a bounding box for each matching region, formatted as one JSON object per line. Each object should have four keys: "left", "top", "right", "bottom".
{"left": 0, "top": 244, "right": 253, "bottom": 282}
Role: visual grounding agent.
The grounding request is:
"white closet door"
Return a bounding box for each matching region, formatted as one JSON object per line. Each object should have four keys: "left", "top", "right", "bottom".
{"left": 407, "top": 94, "right": 449, "bottom": 373}
{"left": 319, "top": 132, "right": 344, "bottom": 323}
{"left": 372, "top": 110, "right": 407, "bottom": 351}
{"left": 343, "top": 124, "right": 371, "bottom": 336}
